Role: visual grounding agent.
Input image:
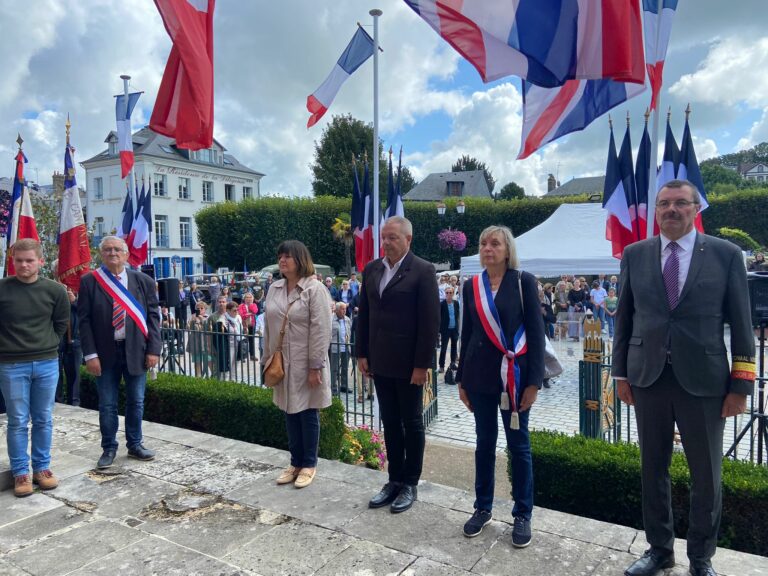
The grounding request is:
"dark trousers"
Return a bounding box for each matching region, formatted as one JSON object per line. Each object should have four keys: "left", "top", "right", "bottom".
{"left": 374, "top": 375, "right": 425, "bottom": 486}
{"left": 245, "top": 325, "right": 257, "bottom": 359}
{"left": 439, "top": 328, "right": 458, "bottom": 369}
{"left": 633, "top": 365, "right": 725, "bottom": 565}
{"left": 466, "top": 389, "right": 533, "bottom": 519}
{"left": 285, "top": 409, "right": 320, "bottom": 468}
{"left": 330, "top": 350, "right": 349, "bottom": 393}
{"left": 57, "top": 345, "right": 82, "bottom": 406}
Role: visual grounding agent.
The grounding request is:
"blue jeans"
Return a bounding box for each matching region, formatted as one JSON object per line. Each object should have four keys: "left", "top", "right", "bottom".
{"left": 97, "top": 349, "right": 147, "bottom": 451}
{"left": 466, "top": 388, "right": 534, "bottom": 519}
{"left": 594, "top": 306, "right": 606, "bottom": 329}
{"left": 285, "top": 409, "right": 320, "bottom": 468}
{"left": 606, "top": 314, "right": 615, "bottom": 337}
{"left": 0, "top": 359, "right": 59, "bottom": 477}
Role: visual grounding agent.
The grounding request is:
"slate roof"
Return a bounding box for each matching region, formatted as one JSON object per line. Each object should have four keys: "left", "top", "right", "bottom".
{"left": 404, "top": 170, "right": 492, "bottom": 201}
{"left": 81, "top": 127, "right": 264, "bottom": 176}
{"left": 545, "top": 175, "right": 605, "bottom": 197}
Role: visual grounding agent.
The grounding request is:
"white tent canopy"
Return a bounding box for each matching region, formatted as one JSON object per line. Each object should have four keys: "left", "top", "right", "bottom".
{"left": 460, "top": 203, "right": 621, "bottom": 278}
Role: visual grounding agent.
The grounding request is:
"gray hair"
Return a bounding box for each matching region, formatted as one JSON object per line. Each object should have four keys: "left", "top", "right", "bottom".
{"left": 479, "top": 225, "right": 519, "bottom": 270}
{"left": 99, "top": 235, "right": 129, "bottom": 253}
{"left": 335, "top": 302, "right": 347, "bottom": 312}
{"left": 382, "top": 215, "right": 413, "bottom": 237}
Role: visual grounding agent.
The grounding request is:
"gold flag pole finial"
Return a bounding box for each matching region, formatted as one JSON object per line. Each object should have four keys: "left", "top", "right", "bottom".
{"left": 65, "top": 114, "right": 72, "bottom": 146}
{"left": 16, "top": 133, "right": 23, "bottom": 150}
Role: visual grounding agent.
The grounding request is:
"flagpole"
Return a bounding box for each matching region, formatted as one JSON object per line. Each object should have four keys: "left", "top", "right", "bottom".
{"left": 646, "top": 2, "right": 664, "bottom": 240}
{"left": 370, "top": 9, "right": 382, "bottom": 259}
{"left": 120, "top": 74, "right": 137, "bottom": 235}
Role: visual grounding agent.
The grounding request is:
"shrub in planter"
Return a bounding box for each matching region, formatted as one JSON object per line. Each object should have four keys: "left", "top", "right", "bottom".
{"left": 78, "top": 370, "right": 345, "bottom": 460}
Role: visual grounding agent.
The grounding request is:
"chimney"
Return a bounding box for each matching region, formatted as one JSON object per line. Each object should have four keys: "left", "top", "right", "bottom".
{"left": 52, "top": 172, "right": 65, "bottom": 198}
{"left": 547, "top": 174, "right": 556, "bottom": 193}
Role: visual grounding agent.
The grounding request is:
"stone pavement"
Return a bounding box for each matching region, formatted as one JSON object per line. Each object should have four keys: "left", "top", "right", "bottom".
{"left": 2, "top": 407, "right": 766, "bottom": 575}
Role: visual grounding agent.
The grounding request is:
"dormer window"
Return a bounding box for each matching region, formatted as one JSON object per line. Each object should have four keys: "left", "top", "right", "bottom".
{"left": 447, "top": 181, "right": 463, "bottom": 197}
{"left": 108, "top": 141, "right": 118, "bottom": 155}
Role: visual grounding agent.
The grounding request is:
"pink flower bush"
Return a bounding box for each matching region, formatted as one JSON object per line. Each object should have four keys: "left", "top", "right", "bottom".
{"left": 438, "top": 228, "right": 467, "bottom": 252}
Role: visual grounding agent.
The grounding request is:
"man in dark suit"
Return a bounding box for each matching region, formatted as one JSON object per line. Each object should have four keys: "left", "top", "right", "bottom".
{"left": 612, "top": 180, "right": 755, "bottom": 576}
{"left": 79, "top": 236, "right": 162, "bottom": 469}
{"left": 357, "top": 216, "right": 440, "bottom": 513}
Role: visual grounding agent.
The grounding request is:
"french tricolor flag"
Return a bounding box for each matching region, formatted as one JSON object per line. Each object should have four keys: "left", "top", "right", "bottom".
{"left": 5, "top": 149, "right": 39, "bottom": 276}
{"left": 307, "top": 27, "right": 375, "bottom": 129}
{"left": 643, "top": 0, "right": 678, "bottom": 111}
{"left": 116, "top": 92, "right": 141, "bottom": 178}
{"left": 57, "top": 142, "right": 91, "bottom": 292}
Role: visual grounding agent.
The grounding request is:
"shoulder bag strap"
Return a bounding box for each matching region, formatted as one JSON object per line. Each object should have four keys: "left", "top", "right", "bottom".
{"left": 275, "top": 299, "right": 296, "bottom": 352}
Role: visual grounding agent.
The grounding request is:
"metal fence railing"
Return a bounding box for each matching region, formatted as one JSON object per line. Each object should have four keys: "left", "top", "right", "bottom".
{"left": 156, "top": 325, "right": 439, "bottom": 432}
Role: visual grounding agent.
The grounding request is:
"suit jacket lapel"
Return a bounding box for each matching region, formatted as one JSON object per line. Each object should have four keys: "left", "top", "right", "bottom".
{"left": 382, "top": 252, "right": 413, "bottom": 295}
{"left": 648, "top": 236, "right": 667, "bottom": 308}
{"left": 678, "top": 233, "right": 705, "bottom": 304}
{"left": 366, "top": 260, "right": 385, "bottom": 303}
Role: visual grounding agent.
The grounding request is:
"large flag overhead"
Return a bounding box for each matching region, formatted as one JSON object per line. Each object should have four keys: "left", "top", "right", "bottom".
{"left": 603, "top": 124, "right": 635, "bottom": 260}
{"left": 150, "top": 0, "right": 215, "bottom": 150}
{"left": 115, "top": 92, "right": 141, "bottom": 178}
{"left": 128, "top": 181, "right": 151, "bottom": 267}
{"left": 643, "top": 0, "right": 678, "bottom": 111}
{"left": 307, "top": 27, "right": 375, "bottom": 128}
{"left": 518, "top": 78, "right": 645, "bottom": 159}
{"left": 404, "top": 0, "right": 645, "bottom": 88}
{"left": 634, "top": 115, "right": 651, "bottom": 241}
{"left": 5, "top": 144, "right": 39, "bottom": 276}
{"left": 57, "top": 138, "right": 91, "bottom": 292}
{"left": 116, "top": 183, "right": 134, "bottom": 240}
{"left": 677, "top": 113, "right": 708, "bottom": 232}
{"left": 384, "top": 147, "right": 405, "bottom": 219}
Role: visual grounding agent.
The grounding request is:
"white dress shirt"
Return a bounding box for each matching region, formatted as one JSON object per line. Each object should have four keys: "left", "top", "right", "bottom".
{"left": 379, "top": 253, "right": 408, "bottom": 296}
{"left": 660, "top": 228, "right": 697, "bottom": 297}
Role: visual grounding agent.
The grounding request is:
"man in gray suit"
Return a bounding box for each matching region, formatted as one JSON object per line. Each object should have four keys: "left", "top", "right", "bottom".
{"left": 613, "top": 180, "right": 756, "bottom": 576}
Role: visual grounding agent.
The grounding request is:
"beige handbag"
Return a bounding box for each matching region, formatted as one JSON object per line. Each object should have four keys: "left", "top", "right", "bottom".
{"left": 263, "top": 300, "right": 295, "bottom": 387}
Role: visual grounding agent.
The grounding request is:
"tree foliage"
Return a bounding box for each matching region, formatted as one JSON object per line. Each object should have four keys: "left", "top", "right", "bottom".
{"left": 451, "top": 154, "right": 496, "bottom": 192}
{"left": 701, "top": 163, "right": 744, "bottom": 193}
{"left": 498, "top": 181, "right": 526, "bottom": 200}
{"left": 396, "top": 164, "right": 418, "bottom": 193}
{"left": 701, "top": 141, "right": 768, "bottom": 170}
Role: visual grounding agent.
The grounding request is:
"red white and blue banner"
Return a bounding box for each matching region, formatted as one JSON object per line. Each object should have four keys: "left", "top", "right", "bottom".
{"left": 404, "top": 0, "right": 644, "bottom": 88}
{"left": 116, "top": 92, "right": 141, "bottom": 178}
{"left": 57, "top": 143, "right": 91, "bottom": 292}
{"left": 472, "top": 271, "right": 527, "bottom": 429}
{"left": 5, "top": 149, "right": 39, "bottom": 276}
{"left": 353, "top": 159, "right": 377, "bottom": 271}
{"left": 603, "top": 124, "right": 635, "bottom": 259}
{"left": 384, "top": 147, "right": 405, "bottom": 219}
{"left": 150, "top": 0, "right": 215, "bottom": 150}
{"left": 643, "top": 0, "right": 678, "bottom": 111}
{"left": 307, "top": 27, "right": 375, "bottom": 128}
{"left": 128, "top": 181, "right": 151, "bottom": 267}
{"left": 677, "top": 116, "right": 708, "bottom": 232}
{"left": 633, "top": 118, "right": 651, "bottom": 241}
{"left": 93, "top": 266, "right": 149, "bottom": 339}
{"left": 116, "top": 183, "right": 134, "bottom": 240}
{"left": 652, "top": 116, "right": 680, "bottom": 235}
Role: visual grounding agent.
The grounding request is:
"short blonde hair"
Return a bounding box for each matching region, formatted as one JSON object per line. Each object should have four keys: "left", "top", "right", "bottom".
{"left": 11, "top": 238, "right": 43, "bottom": 258}
{"left": 478, "top": 225, "right": 518, "bottom": 270}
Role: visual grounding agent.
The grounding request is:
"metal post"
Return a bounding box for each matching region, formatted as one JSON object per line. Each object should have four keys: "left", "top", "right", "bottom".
{"left": 370, "top": 9, "right": 382, "bottom": 259}
{"left": 120, "top": 75, "right": 138, "bottom": 225}
{"left": 647, "top": 4, "right": 664, "bottom": 239}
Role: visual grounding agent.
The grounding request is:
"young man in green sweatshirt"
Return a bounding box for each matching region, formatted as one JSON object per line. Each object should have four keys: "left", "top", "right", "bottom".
{"left": 0, "top": 239, "right": 69, "bottom": 497}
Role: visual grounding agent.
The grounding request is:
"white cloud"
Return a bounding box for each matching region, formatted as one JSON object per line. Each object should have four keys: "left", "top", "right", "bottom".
{"left": 737, "top": 109, "right": 768, "bottom": 151}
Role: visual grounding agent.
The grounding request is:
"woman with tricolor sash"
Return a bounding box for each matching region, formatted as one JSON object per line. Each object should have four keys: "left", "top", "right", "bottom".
{"left": 455, "top": 225, "right": 545, "bottom": 547}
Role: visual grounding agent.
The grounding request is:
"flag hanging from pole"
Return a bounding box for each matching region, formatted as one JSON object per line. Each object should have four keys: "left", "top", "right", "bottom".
{"left": 404, "top": 0, "right": 645, "bottom": 88}
{"left": 150, "top": 0, "right": 215, "bottom": 150}
{"left": 307, "top": 27, "right": 375, "bottom": 128}
{"left": 603, "top": 123, "right": 634, "bottom": 260}
{"left": 677, "top": 113, "right": 708, "bottom": 232}
{"left": 652, "top": 114, "right": 680, "bottom": 235}
{"left": 384, "top": 147, "right": 405, "bottom": 219}
{"left": 634, "top": 116, "right": 651, "bottom": 240}
{"left": 643, "top": 0, "right": 678, "bottom": 111}
{"left": 354, "top": 158, "right": 377, "bottom": 270}
{"left": 57, "top": 139, "right": 91, "bottom": 292}
{"left": 116, "top": 92, "right": 141, "bottom": 178}
{"left": 5, "top": 145, "right": 39, "bottom": 276}
{"left": 350, "top": 157, "right": 365, "bottom": 273}
{"left": 129, "top": 181, "right": 151, "bottom": 267}
{"left": 116, "top": 183, "right": 134, "bottom": 240}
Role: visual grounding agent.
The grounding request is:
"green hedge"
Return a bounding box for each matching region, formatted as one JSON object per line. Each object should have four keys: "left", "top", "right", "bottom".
{"left": 79, "top": 370, "right": 345, "bottom": 460}
{"left": 520, "top": 431, "right": 768, "bottom": 556}
{"left": 196, "top": 190, "right": 768, "bottom": 273}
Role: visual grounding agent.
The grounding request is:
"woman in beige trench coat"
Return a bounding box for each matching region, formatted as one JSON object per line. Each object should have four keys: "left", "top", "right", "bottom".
{"left": 262, "top": 240, "right": 332, "bottom": 488}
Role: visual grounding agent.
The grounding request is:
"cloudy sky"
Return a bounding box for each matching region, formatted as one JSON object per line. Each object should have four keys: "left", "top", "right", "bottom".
{"left": 1, "top": 0, "right": 767, "bottom": 197}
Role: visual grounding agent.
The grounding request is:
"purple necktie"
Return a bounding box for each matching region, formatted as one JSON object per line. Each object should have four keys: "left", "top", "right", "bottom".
{"left": 663, "top": 241, "right": 680, "bottom": 309}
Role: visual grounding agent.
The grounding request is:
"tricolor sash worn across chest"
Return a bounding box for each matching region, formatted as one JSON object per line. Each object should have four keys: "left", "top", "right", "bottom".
{"left": 92, "top": 266, "right": 149, "bottom": 340}
{"left": 473, "top": 270, "right": 527, "bottom": 427}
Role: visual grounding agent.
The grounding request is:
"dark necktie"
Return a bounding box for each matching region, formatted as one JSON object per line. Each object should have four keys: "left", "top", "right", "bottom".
{"left": 663, "top": 241, "right": 680, "bottom": 309}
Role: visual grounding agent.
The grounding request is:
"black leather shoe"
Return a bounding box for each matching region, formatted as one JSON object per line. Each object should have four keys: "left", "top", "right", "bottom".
{"left": 625, "top": 549, "right": 675, "bottom": 576}
{"left": 369, "top": 482, "right": 402, "bottom": 508}
{"left": 127, "top": 444, "right": 156, "bottom": 461}
{"left": 390, "top": 484, "right": 417, "bottom": 513}
{"left": 689, "top": 564, "right": 716, "bottom": 576}
{"left": 97, "top": 450, "right": 116, "bottom": 469}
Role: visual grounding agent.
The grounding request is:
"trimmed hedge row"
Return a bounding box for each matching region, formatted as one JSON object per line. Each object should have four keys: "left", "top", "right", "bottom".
{"left": 78, "top": 370, "right": 346, "bottom": 460}
{"left": 521, "top": 431, "right": 768, "bottom": 556}
{"left": 195, "top": 190, "right": 768, "bottom": 273}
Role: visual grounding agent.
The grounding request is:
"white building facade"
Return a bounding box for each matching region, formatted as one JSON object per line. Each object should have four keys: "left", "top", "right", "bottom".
{"left": 82, "top": 128, "right": 264, "bottom": 280}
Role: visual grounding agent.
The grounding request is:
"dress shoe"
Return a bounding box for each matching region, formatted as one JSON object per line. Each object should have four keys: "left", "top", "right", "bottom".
{"left": 127, "top": 444, "right": 156, "bottom": 461}
{"left": 625, "top": 549, "right": 675, "bottom": 576}
{"left": 689, "top": 564, "right": 717, "bottom": 576}
{"left": 369, "top": 482, "right": 402, "bottom": 508}
{"left": 97, "top": 450, "right": 117, "bottom": 469}
{"left": 14, "top": 474, "right": 33, "bottom": 498}
{"left": 32, "top": 470, "right": 59, "bottom": 490}
{"left": 390, "top": 484, "right": 417, "bottom": 513}
{"left": 294, "top": 467, "right": 316, "bottom": 489}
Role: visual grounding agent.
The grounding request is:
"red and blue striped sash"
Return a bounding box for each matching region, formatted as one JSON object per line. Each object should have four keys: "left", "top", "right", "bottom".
{"left": 92, "top": 266, "right": 148, "bottom": 340}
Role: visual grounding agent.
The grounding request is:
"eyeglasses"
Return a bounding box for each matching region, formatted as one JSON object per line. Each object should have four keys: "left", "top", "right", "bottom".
{"left": 656, "top": 199, "right": 697, "bottom": 209}
{"left": 100, "top": 247, "right": 125, "bottom": 253}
